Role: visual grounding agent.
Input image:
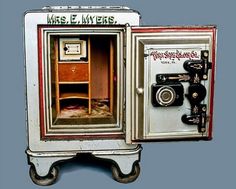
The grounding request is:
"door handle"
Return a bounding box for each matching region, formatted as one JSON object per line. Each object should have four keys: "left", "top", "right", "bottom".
{"left": 136, "top": 87, "right": 144, "bottom": 95}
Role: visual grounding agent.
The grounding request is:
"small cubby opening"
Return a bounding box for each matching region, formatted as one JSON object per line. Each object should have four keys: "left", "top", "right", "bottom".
{"left": 50, "top": 34, "right": 117, "bottom": 125}
{"left": 59, "top": 84, "right": 89, "bottom": 99}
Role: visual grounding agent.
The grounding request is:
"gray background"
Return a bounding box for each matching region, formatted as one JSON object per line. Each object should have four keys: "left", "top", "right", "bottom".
{"left": 0, "top": 0, "right": 235, "bottom": 188}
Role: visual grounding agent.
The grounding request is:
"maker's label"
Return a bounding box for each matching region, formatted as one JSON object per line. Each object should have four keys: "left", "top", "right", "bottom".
{"left": 150, "top": 49, "right": 200, "bottom": 64}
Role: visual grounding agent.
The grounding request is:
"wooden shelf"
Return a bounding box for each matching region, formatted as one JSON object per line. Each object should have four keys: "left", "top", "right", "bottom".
{"left": 59, "top": 81, "right": 89, "bottom": 84}
{"left": 59, "top": 92, "right": 89, "bottom": 100}
{"left": 58, "top": 61, "right": 88, "bottom": 64}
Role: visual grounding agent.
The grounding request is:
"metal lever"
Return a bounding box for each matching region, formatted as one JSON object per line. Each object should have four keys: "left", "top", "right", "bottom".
{"left": 183, "top": 50, "right": 212, "bottom": 81}
{"left": 182, "top": 111, "right": 207, "bottom": 133}
{"left": 156, "top": 73, "right": 190, "bottom": 84}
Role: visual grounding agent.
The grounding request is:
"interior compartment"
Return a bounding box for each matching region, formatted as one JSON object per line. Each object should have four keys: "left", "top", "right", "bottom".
{"left": 50, "top": 34, "right": 117, "bottom": 124}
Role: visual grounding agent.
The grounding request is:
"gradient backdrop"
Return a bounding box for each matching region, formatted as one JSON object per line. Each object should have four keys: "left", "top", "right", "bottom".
{"left": 0, "top": 0, "right": 235, "bottom": 189}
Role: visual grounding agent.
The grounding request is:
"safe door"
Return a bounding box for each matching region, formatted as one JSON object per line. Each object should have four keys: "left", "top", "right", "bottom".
{"left": 126, "top": 26, "right": 217, "bottom": 143}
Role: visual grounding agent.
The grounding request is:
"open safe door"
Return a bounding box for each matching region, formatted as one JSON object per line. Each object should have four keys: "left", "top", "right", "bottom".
{"left": 125, "top": 26, "right": 217, "bottom": 143}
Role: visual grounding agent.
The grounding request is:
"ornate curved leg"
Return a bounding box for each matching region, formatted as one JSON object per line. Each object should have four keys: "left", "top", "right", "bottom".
{"left": 26, "top": 150, "right": 76, "bottom": 185}
{"left": 93, "top": 145, "right": 142, "bottom": 183}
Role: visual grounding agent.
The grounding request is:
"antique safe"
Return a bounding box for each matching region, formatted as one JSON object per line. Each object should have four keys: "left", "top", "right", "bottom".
{"left": 24, "top": 6, "right": 217, "bottom": 185}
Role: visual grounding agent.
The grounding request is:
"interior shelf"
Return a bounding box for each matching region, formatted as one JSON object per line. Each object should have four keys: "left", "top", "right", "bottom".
{"left": 58, "top": 61, "right": 88, "bottom": 64}
{"left": 59, "top": 92, "right": 89, "bottom": 100}
{"left": 59, "top": 81, "right": 89, "bottom": 84}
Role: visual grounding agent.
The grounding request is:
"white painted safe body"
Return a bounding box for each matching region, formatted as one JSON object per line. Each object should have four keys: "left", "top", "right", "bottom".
{"left": 24, "top": 6, "right": 217, "bottom": 185}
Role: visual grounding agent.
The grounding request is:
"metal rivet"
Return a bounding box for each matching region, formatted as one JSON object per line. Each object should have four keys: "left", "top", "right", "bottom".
{"left": 192, "top": 92, "right": 198, "bottom": 98}
{"left": 203, "top": 51, "right": 208, "bottom": 57}
{"left": 203, "top": 75, "right": 208, "bottom": 79}
{"left": 202, "top": 107, "right": 206, "bottom": 112}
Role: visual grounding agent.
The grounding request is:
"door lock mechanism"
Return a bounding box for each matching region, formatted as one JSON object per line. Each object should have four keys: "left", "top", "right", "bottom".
{"left": 154, "top": 50, "right": 212, "bottom": 133}
{"left": 181, "top": 50, "right": 212, "bottom": 133}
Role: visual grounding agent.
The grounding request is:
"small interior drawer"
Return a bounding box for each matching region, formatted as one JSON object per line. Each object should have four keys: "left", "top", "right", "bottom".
{"left": 58, "top": 63, "right": 89, "bottom": 82}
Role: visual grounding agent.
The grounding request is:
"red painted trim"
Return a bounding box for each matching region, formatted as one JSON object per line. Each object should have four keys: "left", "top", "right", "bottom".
{"left": 37, "top": 25, "right": 124, "bottom": 140}
{"left": 41, "top": 133, "right": 125, "bottom": 140}
{"left": 208, "top": 27, "right": 217, "bottom": 140}
{"left": 131, "top": 26, "right": 216, "bottom": 33}
{"left": 38, "top": 27, "right": 46, "bottom": 139}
